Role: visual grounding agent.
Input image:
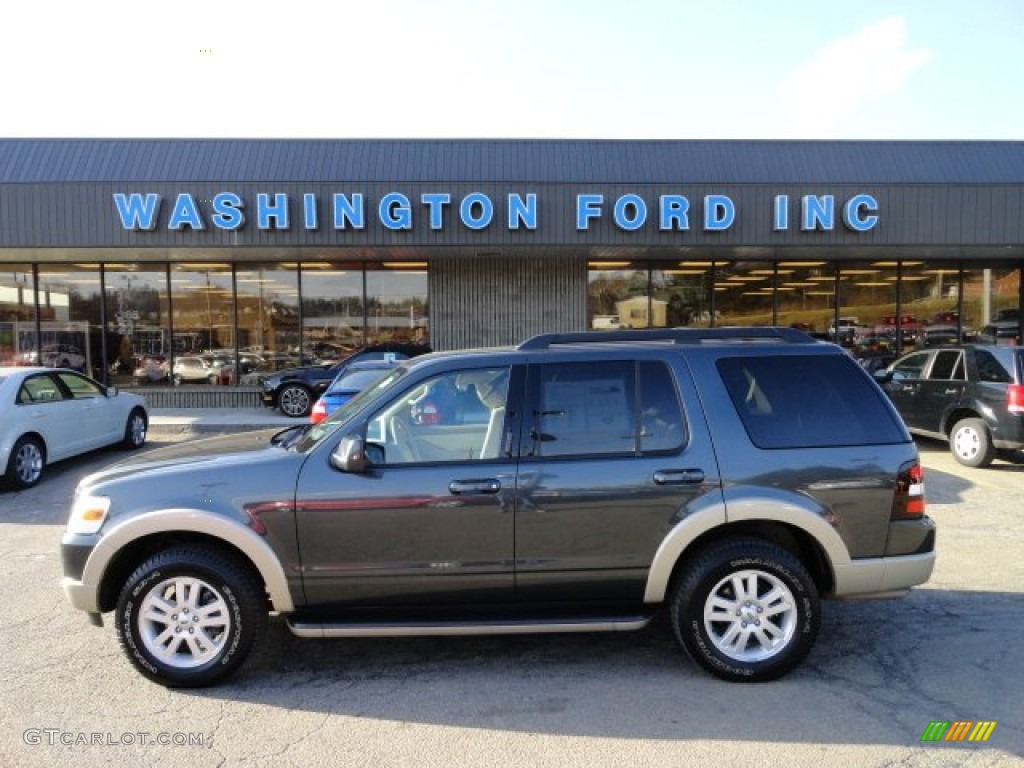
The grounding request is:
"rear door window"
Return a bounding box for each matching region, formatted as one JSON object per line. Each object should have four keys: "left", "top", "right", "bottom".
{"left": 717, "top": 355, "right": 906, "bottom": 449}
{"left": 928, "top": 350, "right": 964, "bottom": 381}
{"left": 526, "top": 360, "right": 685, "bottom": 458}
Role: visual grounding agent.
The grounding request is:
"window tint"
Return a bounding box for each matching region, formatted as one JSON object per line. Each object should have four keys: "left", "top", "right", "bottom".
{"left": 530, "top": 361, "right": 635, "bottom": 457}
{"left": 638, "top": 360, "right": 686, "bottom": 452}
{"left": 718, "top": 355, "right": 906, "bottom": 449}
{"left": 929, "top": 350, "right": 963, "bottom": 381}
{"left": 975, "top": 349, "right": 1012, "bottom": 383}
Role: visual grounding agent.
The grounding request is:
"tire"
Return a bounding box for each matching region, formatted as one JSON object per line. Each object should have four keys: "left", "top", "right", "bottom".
{"left": 122, "top": 408, "right": 148, "bottom": 449}
{"left": 670, "top": 538, "right": 819, "bottom": 683}
{"left": 5, "top": 436, "right": 46, "bottom": 489}
{"left": 115, "top": 547, "right": 267, "bottom": 688}
{"left": 950, "top": 417, "right": 996, "bottom": 468}
{"left": 277, "top": 384, "right": 312, "bottom": 418}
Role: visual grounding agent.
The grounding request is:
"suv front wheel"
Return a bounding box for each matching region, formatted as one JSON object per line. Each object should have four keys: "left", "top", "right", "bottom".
{"left": 115, "top": 547, "right": 267, "bottom": 688}
{"left": 671, "top": 539, "right": 819, "bottom": 682}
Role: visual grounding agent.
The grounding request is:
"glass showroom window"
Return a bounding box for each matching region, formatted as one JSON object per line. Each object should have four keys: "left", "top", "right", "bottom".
{"left": 36, "top": 265, "right": 103, "bottom": 379}
{"left": 168, "top": 263, "right": 235, "bottom": 387}
{"left": 366, "top": 261, "right": 429, "bottom": 346}
{"left": 301, "top": 261, "right": 365, "bottom": 360}
{"left": 0, "top": 264, "right": 36, "bottom": 367}
{"left": 713, "top": 260, "right": 775, "bottom": 328}
{"left": 235, "top": 264, "right": 299, "bottom": 382}
{"left": 588, "top": 261, "right": 648, "bottom": 330}
{"left": 963, "top": 264, "right": 1022, "bottom": 344}
{"left": 104, "top": 265, "right": 171, "bottom": 387}
{"left": 774, "top": 261, "right": 836, "bottom": 336}
{"left": 652, "top": 261, "right": 713, "bottom": 328}
{"left": 837, "top": 262, "right": 898, "bottom": 351}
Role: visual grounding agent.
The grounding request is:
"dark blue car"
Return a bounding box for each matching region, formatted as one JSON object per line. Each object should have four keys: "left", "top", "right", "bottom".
{"left": 310, "top": 360, "right": 399, "bottom": 423}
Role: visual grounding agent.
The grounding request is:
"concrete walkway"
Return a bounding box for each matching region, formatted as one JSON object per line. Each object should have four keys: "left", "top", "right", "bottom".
{"left": 148, "top": 407, "right": 298, "bottom": 435}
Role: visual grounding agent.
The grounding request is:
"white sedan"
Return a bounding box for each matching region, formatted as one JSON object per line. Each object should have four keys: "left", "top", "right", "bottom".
{"left": 0, "top": 367, "right": 148, "bottom": 489}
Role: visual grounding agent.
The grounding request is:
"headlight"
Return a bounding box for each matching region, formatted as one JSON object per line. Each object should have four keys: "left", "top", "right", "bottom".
{"left": 67, "top": 495, "right": 111, "bottom": 535}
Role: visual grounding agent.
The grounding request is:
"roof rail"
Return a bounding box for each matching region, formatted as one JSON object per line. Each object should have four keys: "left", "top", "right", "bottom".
{"left": 517, "top": 327, "right": 817, "bottom": 350}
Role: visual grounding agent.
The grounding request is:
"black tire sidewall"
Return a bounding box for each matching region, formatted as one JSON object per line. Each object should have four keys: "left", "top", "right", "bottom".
{"left": 123, "top": 409, "right": 147, "bottom": 449}
{"left": 673, "top": 541, "right": 819, "bottom": 683}
{"left": 115, "top": 549, "right": 264, "bottom": 688}
{"left": 6, "top": 436, "right": 44, "bottom": 489}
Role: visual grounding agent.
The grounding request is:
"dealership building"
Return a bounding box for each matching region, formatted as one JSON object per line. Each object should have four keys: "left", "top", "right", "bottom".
{"left": 0, "top": 139, "right": 1021, "bottom": 399}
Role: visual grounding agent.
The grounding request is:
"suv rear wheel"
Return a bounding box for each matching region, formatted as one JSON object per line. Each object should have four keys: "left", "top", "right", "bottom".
{"left": 671, "top": 539, "right": 819, "bottom": 682}
{"left": 950, "top": 417, "right": 996, "bottom": 468}
{"left": 115, "top": 547, "right": 267, "bottom": 688}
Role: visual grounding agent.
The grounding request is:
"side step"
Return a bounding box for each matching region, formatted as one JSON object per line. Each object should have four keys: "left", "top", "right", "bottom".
{"left": 287, "top": 616, "right": 652, "bottom": 639}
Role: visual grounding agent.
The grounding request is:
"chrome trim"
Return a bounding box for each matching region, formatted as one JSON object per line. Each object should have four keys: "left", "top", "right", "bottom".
{"left": 287, "top": 617, "right": 651, "bottom": 639}
{"left": 77, "top": 508, "right": 295, "bottom": 614}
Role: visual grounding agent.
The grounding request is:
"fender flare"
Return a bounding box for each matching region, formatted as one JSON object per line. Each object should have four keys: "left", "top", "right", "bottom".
{"left": 82, "top": 508, "right": 294, "bottom": 613}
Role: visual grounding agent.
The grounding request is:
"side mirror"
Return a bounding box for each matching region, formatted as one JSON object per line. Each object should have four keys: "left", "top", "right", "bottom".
{"left": 873, "top": 370, "right": 893, "bottom": 384}
{"left": 330, "top": 435, "right": 367, "bottom": 473}
{"left": 106, "top": 385, "right": 119, "bottom": 397}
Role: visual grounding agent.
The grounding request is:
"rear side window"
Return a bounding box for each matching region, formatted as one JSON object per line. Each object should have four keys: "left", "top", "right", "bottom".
{"left": 528, "top": 360, "right": 685, "bottom": 457}
{"left": 717, "top": 355, "right": 906, "bottom": 449}
{"left": 975, "top": 349, "right": 1013, "bottom": 383}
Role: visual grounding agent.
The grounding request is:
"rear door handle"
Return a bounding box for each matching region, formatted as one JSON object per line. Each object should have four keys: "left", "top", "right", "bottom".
{"left": 449, "top": 479, "right": 501, "bottom": 495}
{"left": 653, "top": 469, "right": 705, "bottom": 485}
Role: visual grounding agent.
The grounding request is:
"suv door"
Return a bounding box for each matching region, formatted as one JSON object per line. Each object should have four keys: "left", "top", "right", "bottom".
{"left": 294, "top": 365, "right": 521, "bottom": 608}
{"left": 916, "top": 349, "right": 965, "bottom": 432}
{"left": 514, "top": 357, "right": 721, "bottom": 603}
{"left": 885, "top": 350, "right": 933, "bottom": 429}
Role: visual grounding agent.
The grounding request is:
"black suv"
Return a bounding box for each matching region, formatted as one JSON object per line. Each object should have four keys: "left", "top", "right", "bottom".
{"left": 877, "top": 344, "right": 1024, "bottom": 467}
{"left": 259, "top": 343, "right": 431, "bottom": 417}
{"left": 61, "top": 328, "right": 935, "bottom": 687}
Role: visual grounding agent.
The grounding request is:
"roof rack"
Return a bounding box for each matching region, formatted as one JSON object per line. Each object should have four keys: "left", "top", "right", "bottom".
{"left": 517, "top": 327, "right": 817, "bottom": 350}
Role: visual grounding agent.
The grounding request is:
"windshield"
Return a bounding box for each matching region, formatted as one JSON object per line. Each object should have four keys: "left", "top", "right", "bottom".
{"left": 292, "top": 366, "right": 409, "bottom": 452}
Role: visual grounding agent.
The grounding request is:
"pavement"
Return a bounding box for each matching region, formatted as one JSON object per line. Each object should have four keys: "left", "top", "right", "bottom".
{"left": 147, "top": 407, "right": 298, "bottom": 435}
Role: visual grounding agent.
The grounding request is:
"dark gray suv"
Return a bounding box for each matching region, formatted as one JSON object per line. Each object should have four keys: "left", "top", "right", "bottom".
{"left": 61, "top": 328, "right": 935, "bottom": 687}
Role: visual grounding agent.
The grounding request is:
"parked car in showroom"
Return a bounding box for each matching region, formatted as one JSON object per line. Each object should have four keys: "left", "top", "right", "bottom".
{"left": 19, "top": 344, "right": 87, "bottom": 371}
{"left": 875, "top": 344, "right": 1024, "bottom": 467}
{"left": 260, "top": 343, "right": 431, "bottom": 418}
{"left": 1, "top": 367, "right": 148, "bottom": 489}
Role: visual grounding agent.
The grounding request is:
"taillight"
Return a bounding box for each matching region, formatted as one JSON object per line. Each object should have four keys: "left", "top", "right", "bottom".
{"left": 310, "top": 399, "right": 327, "bottom": 424}
{"left": 892, "top": 460, "right": 926, "bottom": 520}
{"left": 1008, "top": 384, "right": 1024, "bottom": 414}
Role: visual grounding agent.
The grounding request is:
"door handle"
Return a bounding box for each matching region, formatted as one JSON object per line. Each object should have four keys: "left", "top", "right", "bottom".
{"left": 944, "top": 388, "right": 960, "bottom": 395}
{"left": 449, "top": 479, "right": 501, "bottom": 495}
{"left": 653, "top": 469, "right": 705, "bottom": 485}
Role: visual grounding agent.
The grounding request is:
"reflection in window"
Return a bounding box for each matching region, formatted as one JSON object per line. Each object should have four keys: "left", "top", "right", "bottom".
{"left": 301, "top": 261, "right": 365, "bottom": 360}
{"left": 652, "top": 263, "right": 712, "bottom": 328}
{"left": 37, "top": 266, "right": 102, "bottom": 377}
{"left": 713, "top": 261, "right": 775, "bottom": 328}
{"left": 104, "top": 267, "right": 171, "bottom": 387}
{"left": 775, "top": 262, "right": 836, "bottom": 335}
{"left": 0, "top": 265, "right": 36, "bottom": 367}
{"left": 171, "top": 264, "right": 234, "bottom": 354}
{"left": 366, "top": 262, "right": 428, "bottom": 346}
{"left": 588, "top": 261, "right": 647, "bottom": 330}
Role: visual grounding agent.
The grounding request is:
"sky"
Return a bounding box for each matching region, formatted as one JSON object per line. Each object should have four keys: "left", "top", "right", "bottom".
{"left": 1, "top": 0, "right": 1022, "bottom": 140}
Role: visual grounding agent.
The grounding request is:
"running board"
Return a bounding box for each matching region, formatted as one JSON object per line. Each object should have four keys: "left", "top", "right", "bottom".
{"left": 287, "top": 616, "right": 652, "bottom": 639}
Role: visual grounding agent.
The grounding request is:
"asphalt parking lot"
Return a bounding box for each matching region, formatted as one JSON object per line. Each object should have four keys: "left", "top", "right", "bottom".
{"left": 0, "top": 434, "right": 1021, "bottom": 767}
